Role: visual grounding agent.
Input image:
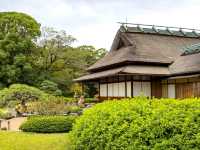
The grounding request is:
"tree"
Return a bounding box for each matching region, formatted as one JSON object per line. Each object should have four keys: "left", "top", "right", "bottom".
{"left": 40, "top": 80, "right": 62, "bottom": 96}
{"left": 34, "top": 26, "right": 106, "bottom": 96}
{"left": 0, "top": 12, "right": 40, "bottom": 38}
{"left": 0, "top": 12, "right": 41, "bottom": 86}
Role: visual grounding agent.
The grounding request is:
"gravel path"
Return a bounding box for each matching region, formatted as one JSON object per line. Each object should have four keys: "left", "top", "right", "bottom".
{"left": 0, "top": 117, "right": 27, "bottom": 131}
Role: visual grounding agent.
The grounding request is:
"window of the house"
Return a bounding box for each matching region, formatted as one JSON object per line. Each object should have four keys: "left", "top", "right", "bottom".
{"left": 133, "top": 81, "right": 151, "bottom": 97}
{"left": 168, "top": 84, "right": 175, "bottom": 98}
{"left": 108, "top": 83, "right": 113, "bottom": 97}
{"left": 118, "top": 82, "right": 125, "bottom": 97}
{"left": 100, "top": 84, "right": 107, "bottom": 97}
{"left": 127, "top": 81, "right": 132, "bottom": 97}
{"left": 113, "top": 83, "right": 119, "bottom": 97}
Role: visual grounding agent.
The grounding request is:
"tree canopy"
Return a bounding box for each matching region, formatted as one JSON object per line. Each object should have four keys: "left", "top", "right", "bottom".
{"left": 0, "top": 12, "right": 41, "bottom": 38}
{"left": 0, "top": 11, "right": 106, "bottom": 97}
{"left": 0, "top": 12, "right": 41, "bottom": 86}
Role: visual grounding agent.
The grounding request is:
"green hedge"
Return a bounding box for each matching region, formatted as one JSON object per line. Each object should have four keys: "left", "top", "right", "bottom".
{"left": 20, "top": 115, "right": 76, "bottom": 133}
{"left": 70, "top": 98, "right": 200, "bottom": 150}
{"left": 0, "top": 109, "right": 13, "bottom": 119}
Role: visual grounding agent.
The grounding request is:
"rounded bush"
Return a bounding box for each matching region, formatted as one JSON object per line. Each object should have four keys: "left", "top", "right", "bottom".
{"left": 70, "top": 98, "right": 200, "bottom": 150}
{"left": 20, "top": 115, "right": 76, "bottom": 133}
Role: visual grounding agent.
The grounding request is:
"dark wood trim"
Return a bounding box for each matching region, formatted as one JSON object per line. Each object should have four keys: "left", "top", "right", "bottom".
{"left": 131, "top": 76, "right": 133, "bottom": 97}
{"left": 98, "top": 81, "right": 100, "bottom": 98}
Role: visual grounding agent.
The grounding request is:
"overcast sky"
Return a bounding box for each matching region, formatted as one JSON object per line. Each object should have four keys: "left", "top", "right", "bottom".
{"left": 1, "top": 0, "right": 200, "bottom": 50}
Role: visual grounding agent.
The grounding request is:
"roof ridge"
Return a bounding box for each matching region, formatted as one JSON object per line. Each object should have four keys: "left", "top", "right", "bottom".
{"left": 119, "top": 23, "right": 200, "bottom": 38}
{"left": 118, "top": 22, "right": 200, "bottom": 33}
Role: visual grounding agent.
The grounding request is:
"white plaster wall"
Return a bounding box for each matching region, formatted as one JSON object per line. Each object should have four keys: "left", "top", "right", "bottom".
{"left": 118, "top": 82, "right": 125, "bottom": 97}
{"left": 100, "top": 84, "right": 107, "bottom": 97}
{"left": 168, "top": 84, "right": 175, "bottom": 98}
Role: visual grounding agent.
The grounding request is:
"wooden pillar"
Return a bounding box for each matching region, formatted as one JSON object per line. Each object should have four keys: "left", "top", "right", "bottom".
{"left": 131, "top": 76, "right": 133, "bottom": 98}
{"left": 98, "top": 81, "right": 100, "bottom": 98}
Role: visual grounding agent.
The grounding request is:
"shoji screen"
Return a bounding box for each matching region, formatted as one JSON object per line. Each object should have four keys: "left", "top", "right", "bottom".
{"left": 168, "top": 84, "right": 175, "bottom": 98}
{"left": 142, "top": 82, "right": 151, "bottom": 97}
{"left": 118, "top": 82, "right": 125, "bottom": 97}
{"left": 100, "top": 84, "right": 107, "bottom": 97}
{"left": 133, "top": 81, "right": 151, "bottom": 97}
{"left": 113, "top": 83, "right": 119, "bottom": 97}
{"left": 108, "top": 83, "right": 113, "bottom": 97}
{"left": 133, "top": 82, "right": 142, "bottom": 96}
{"left": 127, "top": 81, "right": 131, "bottom": 97}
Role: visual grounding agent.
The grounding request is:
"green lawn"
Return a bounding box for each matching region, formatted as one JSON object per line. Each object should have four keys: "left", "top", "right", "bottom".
{"left": 0, "top": 131, "right": 71, "bottom": 150}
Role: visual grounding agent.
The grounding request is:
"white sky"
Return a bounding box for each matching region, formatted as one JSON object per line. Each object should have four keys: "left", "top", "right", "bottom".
{"left": 1, "top": 0, "right": 200, "bottom": 50}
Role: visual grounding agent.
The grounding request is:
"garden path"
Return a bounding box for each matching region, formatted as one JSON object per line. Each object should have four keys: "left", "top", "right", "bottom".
{"left": 0, "top": 117, "right": 27, "bottom": 131}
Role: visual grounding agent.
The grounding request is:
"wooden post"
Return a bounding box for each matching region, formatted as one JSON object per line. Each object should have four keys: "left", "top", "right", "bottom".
{"left": 131, "top": 76, "right": 133, "bottom": 98}
{"left": 98, "top": 81, "right": 100, "bottom": 99}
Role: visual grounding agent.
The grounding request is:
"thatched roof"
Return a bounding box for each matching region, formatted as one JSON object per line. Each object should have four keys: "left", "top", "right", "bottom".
{"left": 75, "top": 24, "right": 200, "bottom": 81}
{"left": 170, "top": 53, "right": 200, "bottom": 75}
{"left": 88, "top": 25, "right": 200, "bottom": 72}
{"left": 74, "top": 65, "right": 170, "bottom": 81}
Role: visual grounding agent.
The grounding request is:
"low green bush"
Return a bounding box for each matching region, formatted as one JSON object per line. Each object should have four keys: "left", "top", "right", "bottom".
{"left": 27, "top": 99, "right": 82, "bottom": 115}
{"left": 70, "top": 98, "right": 200, "bottom": 150}
{"left": 0, "top": 109, "right": 13, "bottom": 119}
{"left": 68, "top": 106, "right": 82, "bottom": 114}
{"left": 20, "top": 115, "right": 76, "bottom": 133}
{"left": 84, "top": 98, "right": 96, "bottom": 103}
{"left": 0, "top": 84, "right": 49, "bottom": 107}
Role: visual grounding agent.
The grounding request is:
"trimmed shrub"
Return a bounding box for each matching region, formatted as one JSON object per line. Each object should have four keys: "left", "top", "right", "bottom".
{"left": 40, "top": 80, "right": 62, "bottom": 96}
{"left": 70, "top": 98, "right": 200, "bottom": 150}
{"left": 0, "top": 84, "right": 49, "bottom": 107}
{"left": 20, "top": 115, "right": 76, "bottom": 133}
{"left": 0, "top": 109, "right": 13, "bottom": 119}
{"left": 26, "top": 99, "right": 82, "bottom": 115}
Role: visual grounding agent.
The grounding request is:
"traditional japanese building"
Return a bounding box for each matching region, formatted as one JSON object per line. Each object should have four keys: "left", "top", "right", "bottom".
{"left": 75, "top": 23, "right": 200, "bottom": 100}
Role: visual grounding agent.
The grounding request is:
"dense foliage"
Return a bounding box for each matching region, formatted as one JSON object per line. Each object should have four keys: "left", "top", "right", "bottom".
{"left": 33, "top": 27, "right": 106, "bottom": 96}
{"left": 0, "top": 108, "right": 13, "bottom": 119}
{"left": 26, "top": 99, "right": 82, "bottom": 115}
{"left": 0, "top": 84, "right": 49, "bottom": 107}
{"left": 0, "top": 12, "right": 106, "bottom": 97}
{"left": 20, "top": 115, "right": 76, "bottom": 133}
{"left": 0, "top": 12, "right": 41, "bottom": 87}
{"left": 70, "top": 98, "right": 200, "bottom": 150}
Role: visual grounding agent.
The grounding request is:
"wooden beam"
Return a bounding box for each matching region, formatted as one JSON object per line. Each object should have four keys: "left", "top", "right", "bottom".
{"left": 131, "top": 76, "right": 133, "bottom": 98}
{"left": 98, "top": 81, "right": 100, "bottom": 98}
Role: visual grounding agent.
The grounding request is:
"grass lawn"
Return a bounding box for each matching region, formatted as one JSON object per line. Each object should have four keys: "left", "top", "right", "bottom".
{"left": 0, "top": 131, "right": 71, "bottom": 150}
